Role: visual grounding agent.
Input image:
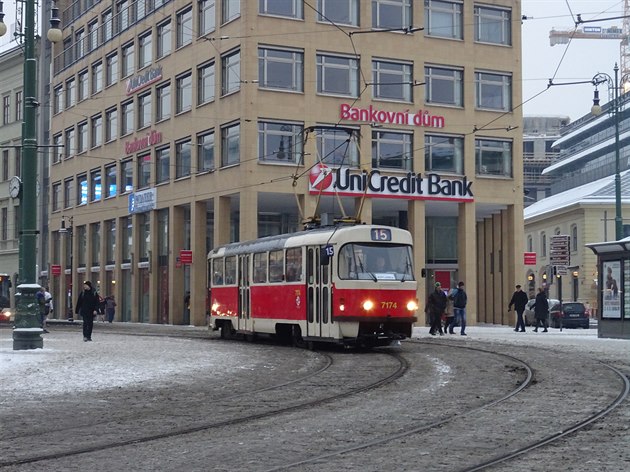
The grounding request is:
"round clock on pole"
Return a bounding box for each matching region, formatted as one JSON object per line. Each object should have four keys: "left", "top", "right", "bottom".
{"left": 9, "top": 176, "right": 22, "bottom": 199}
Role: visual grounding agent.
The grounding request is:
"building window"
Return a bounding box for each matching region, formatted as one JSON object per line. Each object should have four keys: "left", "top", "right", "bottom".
{"left": 176, "top": 139, "right": 192, "bottom": 178}
{"left": 222, "top": 0, "right": 240, "bottom": 23}
{"left": 199, "top": 0, "right": 216, "bottom": 36}
{"left": 527, "top": 235, "right": 533, "bottom": 253}
{"left": 316, "top": 0, "right": 359, "bottom": 26}
{"left": 156, "top": 146, "right": 170, "bottom": 183}
{"left": 64, "top": 127, "right": 76, "bottom": 158}
{"left": 156, "top": 82, "right": 171, "bottom": 121}
{"left": 65, "top": 78, "right": 76, "bottom": 108}
{"left": 157, "top": 20, "right": 172, "bottom": 58}
{"left": 316, "top": 53, "right": 359, "bottom": 97}
{"left": 121, "top": 42, "right": 135, "bottom": 78}
{"left": 138, "top": 92, "right": 152, "bottom": 129}
{"left": 258, "top": 47, "right": 303, "bottom": 92}
{"left": 105, "top": 219, "right": 116, "bottom": 263}
{"left": 138, "top": 30, "right": 153, "bottom": 69}
{"left": 475, "top": 71, "right": 511, "bottom": 111}
{"left": 77, "top": 174, "right": 88, "bottom": 205}
{"left": 90, "top": 168, "right": 102, "bottom": 202}
{"left": 116, "top": 0, "right": 134, "bottom": 32}
{"left": 221, "top": 122, "right": 240, "bottom": 167}
{"left": 77, "top": 121, "right": 88, "bottom": 154}
{"left": 1, "top": 150, "right": 7, "bottom": 180}
{"left": 106, "top": 52, "right": 118, "bottom": 87}
{"left": 372, "top": 0, "right": 412, "bottom": 29}
{"left": 221, "top": 49, "right": 241, "bottom": 95}
{"left": 571, "top": 224, "right": 578, "bottom": 252}
{"left": 425, "top": 134, "right": 463, "bottom": 174}
{"left": 121, "top": 100, "right": 134, "bottom": 136}
{"left": 53, "top": 86, "right": 63, "bottom": 114}
{"left": 176, "top": 72, "right": 192, "bottom": 113}
{"left": 1, "top": 207, "right": 6, "bottom": 241}
{"left": 91, "top": 61, "right": 103, "bottom": 94}
{"left": 105, "top": 164, "right": 117, "bottom": 198}
{"left": 76, "top": 226, "right": 86, "bottom": 266}
{"left": 316, "top": 127, "right": 359, "bottom": 166}
{"left": 198, "top": 62, "right": 216, "bottom": 105}
{"left": 259, "top": 0, "right": 303, "bottom": 18}
{"left": 197, "top": 130, "right": 215, "bottom": 172}
{"left": 14, "top": 148, "right": 20, "bottom": 178}
{"left": 91, "top": 114, "right": 103, "bottom": 148}
{"left": 91, "top": 222, "right": 101, "bottom": 266}
{"left": 541, "top": 232, "right": 547, "bottom": 257}
{"left": 75, "top": 28, "right": 85, "bottom": 59}
{"left": 372, "top": 59, "right": 412, "bottom": 102}
{"left": 258, "top": 121, "right": 303, "bottom": 164}
{"left": 475, "top": 138, "right": 512, "bottom": 177}
{"left": 53, "top": 133, "right": 63, "bottom": 163}
{"left": 177, "top": 7, "right": 193, "bottom": 48}
{"left": 425, "top": 66, "right": 463, "bottom": 106}
{"left": 102, "top": 9, "right": 113, "bottom": 42}
{"left": 121, "top": 159, "right": 133, "bottom": 192}
{"left": 139, "top": 213, "right": 150, "bottom": 260}
{"left": 15, "top": 91, "right": 22, "bottom": 121}
{"left": 425, "top": 0, "right": 463, "bottom": 39}
{"left": 88, "top": 20, "right": 99, "bottom": 51}
{"left": 372, "top": 130, "right": 412, "bottom": 171}
{"left": 121, "top": 216, "right": 132, "bottom": 262}
{"left": 2, "top": 96, "right": 9, "bottom": 124}
{"left": 474, "top": 5, "right": 511, "bottom": 45}
{"left": 105, "top": 107, "right": 118, "bottom": 142}
{"left": 52, "top": 182, "right": 61, "bottom": 211}
{"left": 78, "top": 70, "right": 89, "bottom": 101}
{"left": 137, "top": 153, "right": 151, "bottom": 189}
{"left": 64, "top": 178, "right": 74, "bottom": 209}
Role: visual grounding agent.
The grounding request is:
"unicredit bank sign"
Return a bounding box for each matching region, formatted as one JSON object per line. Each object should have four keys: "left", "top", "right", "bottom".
{"left": 309, "top": 165, "right": 473, "bottom": 202}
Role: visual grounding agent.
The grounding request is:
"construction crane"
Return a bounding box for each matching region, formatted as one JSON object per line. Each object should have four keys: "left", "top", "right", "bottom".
{"left": 549, "top": 0, "right": 630, "bottom": 77}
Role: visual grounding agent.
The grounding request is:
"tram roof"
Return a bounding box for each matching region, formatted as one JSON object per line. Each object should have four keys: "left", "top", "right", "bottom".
{"left": 208, "top": 224, "right": 411, "bottom": 258}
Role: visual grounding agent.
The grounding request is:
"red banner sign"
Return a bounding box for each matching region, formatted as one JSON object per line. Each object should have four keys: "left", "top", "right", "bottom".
{"left": 51, "top": 264, "right": 62, "bottom": 276}
{"left": 524, "top": 252, "right": 537, "bottom": 265}
{"left": 180, "top": 250, "right": 193, "bottom": 264}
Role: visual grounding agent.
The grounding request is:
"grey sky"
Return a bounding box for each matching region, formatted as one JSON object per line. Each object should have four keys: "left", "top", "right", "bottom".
{"left": 522, "top": 0, "right": 625, "bottom": 122}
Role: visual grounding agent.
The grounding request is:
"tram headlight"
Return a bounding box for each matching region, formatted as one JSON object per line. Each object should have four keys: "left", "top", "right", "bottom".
{"left": 339, "top": 298, "right": 345, "bottom": 312}
{"left": 362, "top": 300, "right": 374, "bottom": 311}
{"left": 406, "top": 300, "right": 419, "bottom": 312}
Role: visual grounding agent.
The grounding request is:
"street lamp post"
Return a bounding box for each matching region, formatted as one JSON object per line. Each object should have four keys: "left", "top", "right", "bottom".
{"left": 0, "top": 2, "right": 62, "bottom": 349}
{"left": 591, "top": 63, "right": 629, "bottom": 241}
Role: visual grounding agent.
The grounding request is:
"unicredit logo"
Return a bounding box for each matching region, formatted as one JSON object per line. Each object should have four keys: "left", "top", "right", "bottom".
{"left": 309, "top": 164, "right": 334, "bottom": 191}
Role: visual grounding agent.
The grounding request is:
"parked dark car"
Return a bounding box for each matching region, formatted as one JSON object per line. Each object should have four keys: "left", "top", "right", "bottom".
{"left": 524, "top": 298, "right": 559, "bottom": 326}
{"left": 550, "top": 302, "right": 589, "bottom": 329}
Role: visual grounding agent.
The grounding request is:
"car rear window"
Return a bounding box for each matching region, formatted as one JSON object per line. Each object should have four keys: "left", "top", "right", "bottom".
{"left": 563, "top": 303, "right": 585, "bottom": 314}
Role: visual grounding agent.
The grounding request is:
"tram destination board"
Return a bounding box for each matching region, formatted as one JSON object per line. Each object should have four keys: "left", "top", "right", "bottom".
{"left": 550, "top": 235, "right": 570, "bottom": 266}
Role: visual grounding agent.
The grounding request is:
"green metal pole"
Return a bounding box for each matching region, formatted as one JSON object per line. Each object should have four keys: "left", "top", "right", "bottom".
{"left": 614, "top": 64, "right": 624, "bottom": 241}
{"left": 13, "top": 0, "right": 43, "bottom": 350}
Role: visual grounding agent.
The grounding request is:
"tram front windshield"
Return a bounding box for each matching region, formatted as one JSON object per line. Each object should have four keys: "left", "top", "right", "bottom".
{"left": 338, "top": 243, "right": 414, "bottom": 281}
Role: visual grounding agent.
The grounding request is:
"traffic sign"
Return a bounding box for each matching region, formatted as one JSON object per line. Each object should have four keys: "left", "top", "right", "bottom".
{"left": 51, "top": 264, "right": 61, "bottom": 276}
{"left": 524, "top": 252, "right": 536, "bottom": 265}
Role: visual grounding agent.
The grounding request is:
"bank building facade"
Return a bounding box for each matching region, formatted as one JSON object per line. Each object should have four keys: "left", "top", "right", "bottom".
{"left": 46, "top": 0, "right": 524, "bottom": 327}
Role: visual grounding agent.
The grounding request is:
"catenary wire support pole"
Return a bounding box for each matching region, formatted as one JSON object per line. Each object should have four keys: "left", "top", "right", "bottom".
{"left": 591, "top": 64, "right": 630, "bottom": 241}
{"left": 0, "top": 1, "right": 62, "bottom": 349}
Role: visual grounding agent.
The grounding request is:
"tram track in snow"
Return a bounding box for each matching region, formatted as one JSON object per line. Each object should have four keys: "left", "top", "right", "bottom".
{"left": 0, "top": 332, "right": 409, "bottom": 468}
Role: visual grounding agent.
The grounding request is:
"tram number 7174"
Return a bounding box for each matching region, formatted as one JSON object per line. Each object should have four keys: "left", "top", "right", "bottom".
{"left": 381, "top": 301, "right": 398, "bottom": 309}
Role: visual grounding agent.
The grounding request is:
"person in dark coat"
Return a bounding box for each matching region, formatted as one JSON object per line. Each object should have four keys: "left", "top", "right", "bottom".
{"left": 531, "top": 287, "right": 549, "bottom": 333}
{"left": 75, "top": 281, "right": 99, "bottom": 341}
{"left": 426, "top": 282, "right": 447, "bottom": 336}
{"left": 508, "top": 284, "right": 529, "bottom": 332}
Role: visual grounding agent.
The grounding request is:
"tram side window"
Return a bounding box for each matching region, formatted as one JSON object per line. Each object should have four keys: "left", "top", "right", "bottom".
{"left": 213, "top": 259, "right": 224, "bottom": 285}
{"left": 253, "top": 252, "right": 267, "bottom": 283}
{"left": 338, "top": 244, "right": 359, "bottom": 279}
{"left": 269, "top": 250, "right": 284, "bottom": 282}
{"left": 286, "top": 247, "right": 302, "bottom": 282}
{"left": 225, "top": 256, "right": 236, "bottom": 284}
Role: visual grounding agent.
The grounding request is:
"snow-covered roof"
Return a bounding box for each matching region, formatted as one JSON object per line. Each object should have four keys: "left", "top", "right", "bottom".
{"left": 524, "top": 170, "right": 630, "bottom": 220}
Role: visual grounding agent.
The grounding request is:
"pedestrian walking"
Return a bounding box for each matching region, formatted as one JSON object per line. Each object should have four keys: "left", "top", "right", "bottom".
{"left": 36, "top": 287, "right": 49, "bottom": 333}
{"left": 443, "top": 295, "right": 455, "bottom": 334}
{"left": 508, "top": 284, "right": 528, "bottom": 332}
{"left": 448, "top": 281, "right": 468, "bottom": 336}
{"left": 75, "top": 281, "right": 100, "bottom": 342}
{"left": 531, "top": 287, "right": 549, "bottom": 333}
{"left": 426, "top": 282, "right": 447, "bottom": 336}
{"left": 105, "top": 295, "right": 117, "bottom": 323}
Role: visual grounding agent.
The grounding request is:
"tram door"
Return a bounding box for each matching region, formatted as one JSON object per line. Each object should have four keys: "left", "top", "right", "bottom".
{"left": 238, "top": 255, "right": 251, "bottom": 331}
{"left": 306, "top": 246, "right": 333, "bottom": 339}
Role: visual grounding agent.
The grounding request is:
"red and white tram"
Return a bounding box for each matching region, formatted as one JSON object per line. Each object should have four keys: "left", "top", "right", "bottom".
{"left": 208, "top": 224, "right": 418, "bottom": 347}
